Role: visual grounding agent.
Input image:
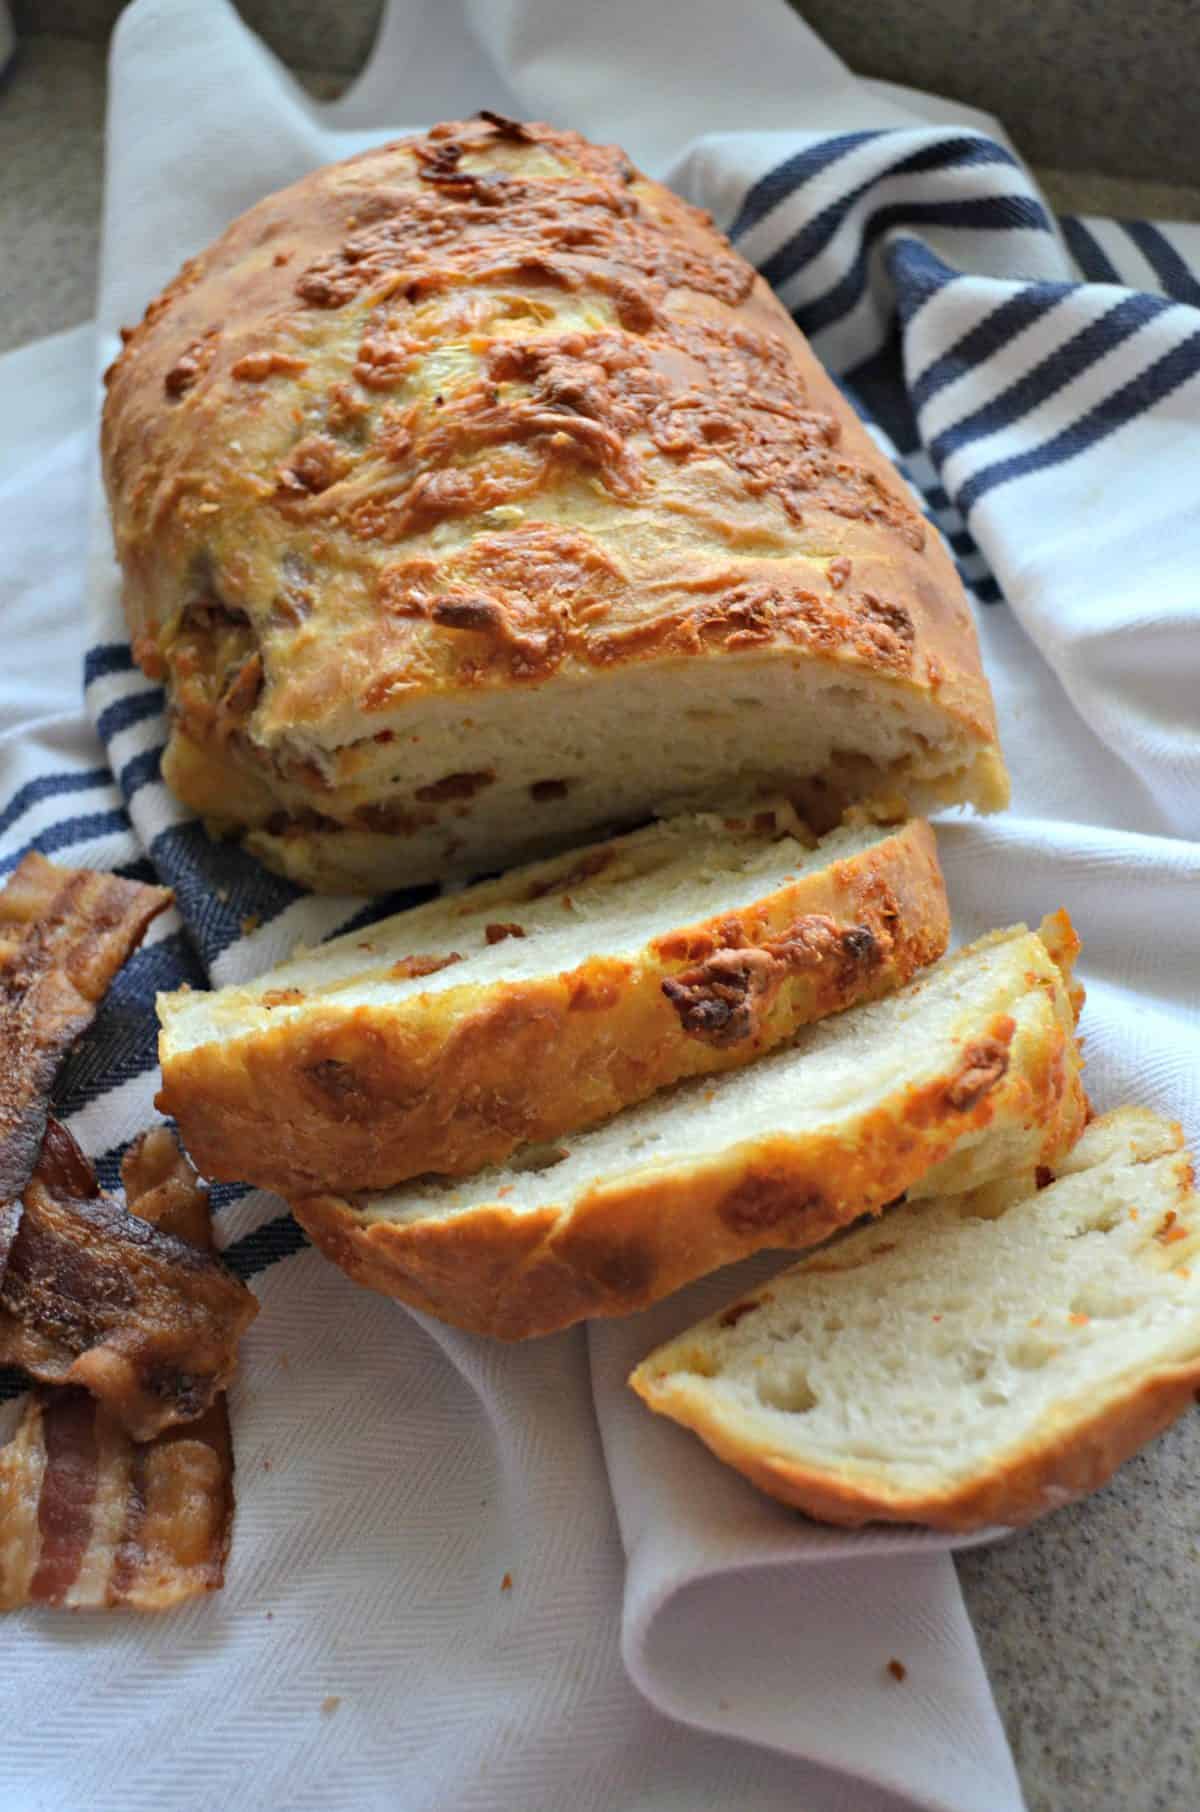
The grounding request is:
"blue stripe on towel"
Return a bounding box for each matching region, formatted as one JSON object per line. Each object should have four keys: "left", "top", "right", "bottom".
{"left": 759, "top": 134, "right": 1029, "bottom": 293}
{"left": 0, "top": 807, "right": 132, "bottom": 875}
{"left": 956, "top": 327, "right": 1200, "bottom": 516}
{"left": 728, "top": 130, "right": 882, "bottom": 241}
{"left": 797, "top": 194, "right": 1053, "bottom": 342}
{"left": 907, "top": 281, "right": 1076, "bottom": 413}
{"left": 83, "top": 642, "right": 136, "bottom": 685}
{"left": 94, "top": 686, "right": 164, "bottom": 745}
{"left": 223, "top": 1211, "right": 310, "bottom": 1280}
{"left": 1121, "top": 220, "right": 1200, "bottom": 308}
{"left": 928, "top": 292, "right": 1175, "bottom": 468}
{"left": 1059, "top": 215, "right": 1122, "bottom": 285}
{"left": 0, "top": 767, "right": 112, "bottom": 840}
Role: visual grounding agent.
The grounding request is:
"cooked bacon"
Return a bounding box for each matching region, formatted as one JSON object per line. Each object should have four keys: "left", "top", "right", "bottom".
{"left": 0, "top": 1119, "right": 257, "bottom": 1440}
{"left": 0, "top": 853, "right": 171, "bottom": 1203}
{"left": 0, "top": 1126, "right": 237, "bottom": 1610}
{"left": 120, "top": 1123, "right": 213, "bottom": 1246}
{"left": 0, "top": 1199, "right": 20, "bottom": 1283}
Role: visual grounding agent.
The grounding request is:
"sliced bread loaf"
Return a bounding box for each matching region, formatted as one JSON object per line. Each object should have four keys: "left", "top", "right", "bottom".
{"left": 158, "top": 809, "right": 948, "bottom": 1193}
{"left": 630, "top": 1108, "right": 1200, "bottom": 1531}
{"left": 293, "top": 914, "right": 1086, "bottom": 1339}
{"left": 104, "top": 117, "right": 1006, "bottom": 896}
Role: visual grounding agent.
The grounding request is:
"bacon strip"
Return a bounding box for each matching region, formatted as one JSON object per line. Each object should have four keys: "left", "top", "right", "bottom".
{"left": 0, "top": 1119, "right": 257, "bottom": 1440}
{"left": 0, "top": 1200, "right": 20, "bottom": 1283}
{"left": 0, "top": 853, "right": 172, "bottom": 1203}
{"left": 0, "top": 1127, "right": 236, "bottom": 1610}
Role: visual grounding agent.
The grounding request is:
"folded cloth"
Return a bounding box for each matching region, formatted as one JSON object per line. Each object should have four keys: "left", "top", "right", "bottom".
{"left": 1, "top": 1, "right": 1198, "bottom": 1809}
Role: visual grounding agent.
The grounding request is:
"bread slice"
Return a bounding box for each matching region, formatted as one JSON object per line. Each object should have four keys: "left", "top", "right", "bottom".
{"left": 631, "top": 1109, "right": 1200, "bottom": 1531}
{"left": 293, "top": 914, "right": 1086, "bottom": 1339}
{"left": 158, "top": 810, "right": 949, "bottom": 1194}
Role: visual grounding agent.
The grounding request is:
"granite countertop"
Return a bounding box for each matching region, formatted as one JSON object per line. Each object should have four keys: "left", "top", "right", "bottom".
{"left": 2, "top": 20, "right": 1198, "bottom": 1812}
{"left": 0, "top": 35, "right": 345, "bottom": 353}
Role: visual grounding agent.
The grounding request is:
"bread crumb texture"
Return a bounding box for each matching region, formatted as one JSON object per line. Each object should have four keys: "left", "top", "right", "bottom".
{"left": 291, "top": 916, "right": 1084, "bottom": 1337}
{"left": 631, "top": 1108, "right": 1200, "bottom": 1531}
{"left": 158, "top": 813, "right": 950, "bottom": 1194}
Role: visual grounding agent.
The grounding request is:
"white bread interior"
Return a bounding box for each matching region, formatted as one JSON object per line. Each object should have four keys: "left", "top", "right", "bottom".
{"left": 631, "top": 1109, "right": 1200, "bottom": 1529}
{"left": 162, "top": 807, "right": 896, "bottom": 1050}
{"left": 352, "top": 920, "right": 1075, "bottom": 1234}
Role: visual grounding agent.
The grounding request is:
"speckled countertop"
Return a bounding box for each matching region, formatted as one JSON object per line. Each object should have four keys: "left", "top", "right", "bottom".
{"left": 0, "top": 35, "right": 346, "bottom": 353}
{"left": 2, "top": 18, "right": 1199, "bottom": 1812}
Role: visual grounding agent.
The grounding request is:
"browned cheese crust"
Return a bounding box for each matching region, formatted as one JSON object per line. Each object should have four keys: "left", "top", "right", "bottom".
{"left": 293, "top": 921, "right": 1086, "bottom": 1339}
{"left": 159, "top": 818, "right": 949, "bottom": 1193}
{"left": 102, "top": 114, "right": 1006, "bottom": 890}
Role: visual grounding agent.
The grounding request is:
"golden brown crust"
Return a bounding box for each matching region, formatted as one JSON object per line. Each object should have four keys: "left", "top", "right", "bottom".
{"left": 628, "top": 1360, "right": 1200, "bottom": 1532}
{"left": 102, "top": 115, "right": 1006, "bottom": 890}
{"left": 293, "top": 931, "right": 1087, "bottom": 1339}
{"left": 629, "top": 1109, "right": 1199, "bottom": 1532}
{"left": 160, "top": 818, "right": 948, "bottom": 1193}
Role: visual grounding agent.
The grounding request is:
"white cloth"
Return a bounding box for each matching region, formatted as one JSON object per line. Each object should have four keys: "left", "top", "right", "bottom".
{"left": 2, "top": 3, "right": 1199, "bottom": 1810}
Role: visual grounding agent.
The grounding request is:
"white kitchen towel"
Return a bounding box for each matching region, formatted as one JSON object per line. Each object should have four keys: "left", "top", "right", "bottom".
{"left": 2, "top": 1, "right": 1199, "bottom": 1809}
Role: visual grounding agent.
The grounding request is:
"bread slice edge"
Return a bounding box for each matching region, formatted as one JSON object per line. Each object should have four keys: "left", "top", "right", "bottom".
{"left": 159, "top": 813, "right": 949, "bottom": 1192}
{"left": 293, "top": 914, "right": 1086, "bottom": 1339}
{"left": 630, "top": 1110, "right": 1200, "bottom": 1532}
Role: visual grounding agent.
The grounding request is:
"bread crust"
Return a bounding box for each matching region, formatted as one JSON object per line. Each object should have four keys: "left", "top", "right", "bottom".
{"left": 292, "top": 929, "right": 1086, "bottom": 1338}
{"left": 630, "top": 1125, "right": 1199, "bottom": 1531}
{"left": 159, "top": 818, "right": 948, "bottom": 1193}
{"left": 630, "top": 1357, "right": 1200, "bottom": 1533}
{"left": 102, "top": 115, "right": 1006, "bottom": 892}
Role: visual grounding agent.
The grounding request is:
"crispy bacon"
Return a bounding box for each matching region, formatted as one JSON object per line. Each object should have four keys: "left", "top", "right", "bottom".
{"left": 0, "top": 1119, "right": 257, "bottom": 1440}
{"left": 0, "top": 1126, "right": 237, "bottom": 1610}
{"left": 0, "top": 853, "right": 171, "bottom": 1203}
{"left": 0, "top": 1200, "right": 20, "bottom": 1283}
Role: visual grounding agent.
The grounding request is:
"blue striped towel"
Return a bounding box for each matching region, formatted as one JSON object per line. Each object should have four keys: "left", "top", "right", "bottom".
{"left": 2, "top": 4, "right": 1198, "bottom": 1811}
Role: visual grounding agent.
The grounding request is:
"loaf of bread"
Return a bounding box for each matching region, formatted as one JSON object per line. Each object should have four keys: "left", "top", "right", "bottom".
{"left": 631, "top": 1109, "right": 1200, "bottom": 1531}
{"left": 158, "top": 809, "right": 948, "bottom": 1193}
{"left": 103, "top": 113, "right": 1007, "bottom": 894}
{"left": 293, "top": 914, "right": 1085, "bottom": 1338}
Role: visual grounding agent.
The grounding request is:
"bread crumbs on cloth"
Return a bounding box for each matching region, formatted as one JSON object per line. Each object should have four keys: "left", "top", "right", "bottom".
{"left": 887, "top": 1658, "right": 907, "bottom": 1682}
{"left": 500, "top": 1573, "right": 513, "bottom": 1592}
{"left": 321, "top": 1696, "right": 341, "bottom": 1716}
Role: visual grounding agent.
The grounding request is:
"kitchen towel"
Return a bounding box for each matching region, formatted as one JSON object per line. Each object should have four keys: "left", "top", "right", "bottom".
{"left": 2, "top": 2, "right": 1199, "bottom": 1810}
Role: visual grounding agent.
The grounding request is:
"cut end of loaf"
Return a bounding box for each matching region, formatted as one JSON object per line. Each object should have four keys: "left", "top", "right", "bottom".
{"left": 631, "top": 1109, "right": 1200, "bottom": 1532}
{"left": 199, "top": 660, "right": 1008, "bottom": 895}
